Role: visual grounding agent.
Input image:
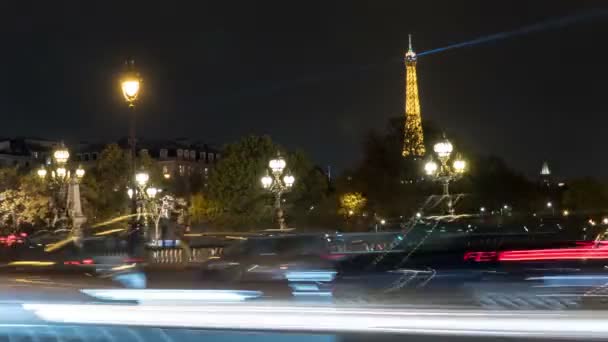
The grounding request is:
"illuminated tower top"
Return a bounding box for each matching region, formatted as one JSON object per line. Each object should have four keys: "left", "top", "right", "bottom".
{"left": 540, "top": 161, "right": 551, "bottom": 176}
{"left": 402, "top": 34, "right": 425, "bottom": 157}
{"left": 405, "top": 34, "right": 417, "bottom": 64}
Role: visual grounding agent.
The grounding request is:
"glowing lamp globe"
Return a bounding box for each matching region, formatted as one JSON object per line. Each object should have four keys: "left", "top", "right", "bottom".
{"left": 261, "top": 174, "right": 272, "bottom": 189}
{"left": 75, "top": 166, "right": 85, "bottom": 178}
{"left": 122, "top": 80, "right": 140, "bottom": 102}
{"left": 37, "top": 167, "right": 47, "bottom": 179}
{"left": 453, "top": 159, "right": 466, "bottom": 173}
{"left": 135, "top": 171, "right": 149, "bottom": 187}
{"left": 127, "top": 188, "right": 134, "bottom": 199}
{"left": 56, "top": 167, "right": 67, "bottom": 178}
{"left": 433, "top": 140, "right": 453, "bottom": 158}
{"left": 269, "top": 156, "right": 286, "bottom": 173}
{"left": 121, "top": 60, "right": 141, "bottom": 104}
{"left": 283, "top": 174, "right": 295, "bottom": 188}
{"left": 424, "top": 160, "right": 438, "bottom": 175}
{"left": 146, "top": 187, "right": 158, "bottom": 198}
{"left": 53, "top": 147, "right": 70, "bottom": 164}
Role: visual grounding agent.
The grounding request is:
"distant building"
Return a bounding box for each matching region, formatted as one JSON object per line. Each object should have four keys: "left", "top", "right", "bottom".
{"left": 0, "top": 138, "right": 61, "bottom": 168}
{"left": 74, "top": 138, "right": 220, "bottom": 191}
{"left": 0, "top": 136, "right": 220, "bottom": 192}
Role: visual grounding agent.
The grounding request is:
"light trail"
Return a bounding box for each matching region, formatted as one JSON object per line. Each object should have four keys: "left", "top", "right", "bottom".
{"left": 22, "top": 303, "right": 608, "bottom": 339}
{"left": 80, "top": 289, "right": 263, "bottom": 302}
{"left": 418, "top": 9, "right": 608, "bottom": 57}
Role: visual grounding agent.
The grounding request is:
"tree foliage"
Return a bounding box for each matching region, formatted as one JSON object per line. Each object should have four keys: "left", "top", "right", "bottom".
{"left": 206, "top": 135, "right": 329, "bottom": 230}
{"left": 338, "top": 192, "right": 366, "bottom": 217}
{"left": 563, "top": 177, "right": 608, "bottom": 211}
{"left": 81, "top": 144, "right": 130, "bottom": 223}
{"left": 0, "top": 171, "right": 51, "bottom": 232}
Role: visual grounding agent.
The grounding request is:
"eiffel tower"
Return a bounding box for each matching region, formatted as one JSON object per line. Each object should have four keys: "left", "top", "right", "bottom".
{"left": 402, "top": 34, "right": 425, "bottom": 158}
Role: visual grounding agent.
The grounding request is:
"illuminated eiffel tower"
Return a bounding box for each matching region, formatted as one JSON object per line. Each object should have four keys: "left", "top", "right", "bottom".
{"left": 401, "top": 34, "right": 425, "bottom": 158}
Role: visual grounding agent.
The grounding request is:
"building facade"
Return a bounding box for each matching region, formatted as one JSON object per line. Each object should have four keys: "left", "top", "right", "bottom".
{"left": 0, "top": 138, "right": 61, "bottom": 169}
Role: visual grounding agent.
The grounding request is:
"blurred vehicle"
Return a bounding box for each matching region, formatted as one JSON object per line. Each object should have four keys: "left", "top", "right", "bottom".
{"left": 0, "top": 227, "right": 146, "bottom": 288}
{"left": 201, "top": 234, "right": 337, "bottom": 284}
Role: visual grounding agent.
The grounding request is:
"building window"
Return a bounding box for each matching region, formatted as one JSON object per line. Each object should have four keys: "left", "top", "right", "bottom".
{"left": 190, "top": 150, "right": 196, "bottom": 160}
{"left": 200, "top": 151, "right": 206, "bottom": 162}
{"left": 92, "top": 152, "right": 99, "bottom": 160}
{"left": 208, "top": 153, "right": 215, "bottom": 162}
{"left": 216, "top": 153, "right": 220, "bottom": 160}
{"left": 32, "top": 152, "right": 39, "bottom": 159}
{"left": 178, "top": 165, "right": 185, "bottom": 176}
{"left": 177, "top": 149, "right": 184, "bottom": 159}
{"left": 160, "top": 149, "right": 168, "bottom": 159}
{"left": 84, "top": 153, "right": 90, "bottom": 161}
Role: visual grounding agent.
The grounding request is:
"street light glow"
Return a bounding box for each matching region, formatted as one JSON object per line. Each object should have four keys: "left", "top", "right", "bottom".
{"left": 56, "top": 167, "right": 67, "bottom": 178}
{"left": 146, "top": 187, "right": 158, "bottom": 198}
{"left": 453, "top": 159, "right": 466, "bottom": 173}
{"left": 261, "top": 174, "right": 272, "bottom": 189}
{"left": 269, "top": 155, "right": 286, "bottom": 173}
{"left": 433, "top": 139, "right": 453, "bottom": 158}
{"left": 75, "top": 166, "right": 85, "bottom": 178}
{"left": 424, "top": 160, "right": 438, "bottom": 175}
{"left": 53, "top": 147, "right": 70, "bottom": 164}
{"left": 127, "top": 188, "right": 134, "bottom": 199}
{"left": 283, "top": 174, "right": 295, "bottom": 187}
{"left": 121, "top": 80, "right": 140, "bottom": 101}
{"left": 547, "top": 201, "right": 552, "bottom": 208}
{"left": 135, "top": 171, "right": 149, "bottom": 187}
{"left": 37, "top": 167, "right": 47, "bottom": 179}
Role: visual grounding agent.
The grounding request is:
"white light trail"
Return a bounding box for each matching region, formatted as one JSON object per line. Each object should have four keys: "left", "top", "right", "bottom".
{"left": 21, "top": 303, "right": 608, "bottom": 339}
{"left": 80, "top": 289, "right": 263, "bottom": 302}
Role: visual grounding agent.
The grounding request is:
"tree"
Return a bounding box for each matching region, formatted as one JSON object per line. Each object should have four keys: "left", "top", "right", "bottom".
{"left": 338, "top": 192, "right": 366, "bottom": 217}
{"left": 142, "top": 194, "right": 185, "bottom": 240}
{"left": 81, "top": 144, "right": 130, "bottom": 223}
{"left": 563, "top": 177, "right": 608, "bottom": 211}
{"left": 0, "top": 184, "right": 51, "bottom": 233}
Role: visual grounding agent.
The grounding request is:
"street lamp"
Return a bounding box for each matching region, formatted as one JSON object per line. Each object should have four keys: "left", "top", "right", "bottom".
{"left": 38, "top": 144, "right": 86, "bottom": 236}
{"left": 121, "top": 58, "right": 142, "bottom": 240}
{"left": 261, "top": 152, "right": 295, "bottom": 230}
{"left": 424, "top": 136, "right": 467, "bottom": 215}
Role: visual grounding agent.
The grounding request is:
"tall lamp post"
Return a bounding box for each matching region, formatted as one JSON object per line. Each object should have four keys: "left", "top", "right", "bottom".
{"left": 424, "top": 136, "right": 466, "bottom": 215}
{"left": 121, "top": 59, "right": 141, "bottom": 234}
{"left": 261, "top": 153, "right": 295, "bottom": 230}
{"left": 37, "top": 143, "right": 86, "bottom": 239}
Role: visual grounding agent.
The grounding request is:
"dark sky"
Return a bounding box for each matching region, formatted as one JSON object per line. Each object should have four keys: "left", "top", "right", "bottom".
{"left": 0, "top": 1, "right": 606, "bottom": 178}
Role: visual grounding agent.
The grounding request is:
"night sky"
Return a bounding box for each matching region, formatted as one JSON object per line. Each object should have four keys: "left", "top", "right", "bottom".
{"left": 0, "top": 1, "right": 606, "bottom": 179}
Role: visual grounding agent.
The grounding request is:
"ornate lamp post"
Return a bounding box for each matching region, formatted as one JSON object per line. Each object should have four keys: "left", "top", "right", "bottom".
{"left": 261, "top": 153, "right": 295, "bottom": 230}
{"left": 121, "top": 59, "right": 142, "bottom": 235}
{"left": 37, "top": 143, "right": 86, "bottom": 240}
{"left": 424, "top": 136, "right": 466, "bottom": 215}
